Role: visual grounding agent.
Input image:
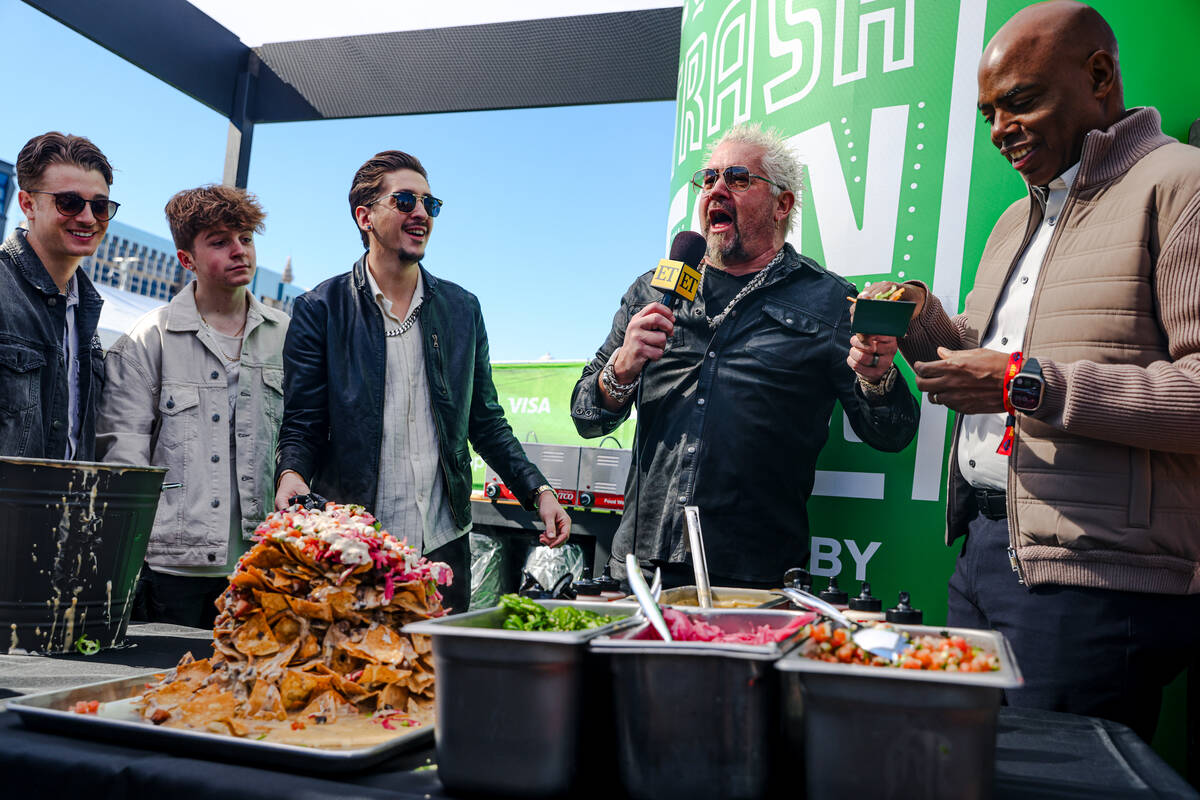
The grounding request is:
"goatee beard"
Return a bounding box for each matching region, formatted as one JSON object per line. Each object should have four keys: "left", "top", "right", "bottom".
{"left": 705, "top": 228, "right": 744, "bottom": 271}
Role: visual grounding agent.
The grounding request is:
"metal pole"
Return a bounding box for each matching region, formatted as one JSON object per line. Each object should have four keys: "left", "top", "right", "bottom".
{"left": 223, "top": 53, "right": 260, "bottom": 189}
{"left": 0, "top": 159, "right": 15, "bottom": 239}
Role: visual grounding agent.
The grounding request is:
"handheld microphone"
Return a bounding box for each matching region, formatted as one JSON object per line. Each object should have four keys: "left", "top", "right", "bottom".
{"left": 650, "top": 231, "right": 706, "bottom": 308}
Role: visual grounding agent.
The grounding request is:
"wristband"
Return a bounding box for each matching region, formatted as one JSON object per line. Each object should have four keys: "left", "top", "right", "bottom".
{"left": 1001, "top": 351, "right": 1023, "bottom": 415}
{"left": 997, "top": 351, "right": 1023, "bottom": 456}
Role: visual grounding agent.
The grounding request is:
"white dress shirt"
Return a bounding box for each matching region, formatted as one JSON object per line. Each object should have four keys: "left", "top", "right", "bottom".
{"left": 366, "top": 266, "right": 469, "bottom": 553}
{"left": 958, "top": 162, "right": 1080, "bottom": 490}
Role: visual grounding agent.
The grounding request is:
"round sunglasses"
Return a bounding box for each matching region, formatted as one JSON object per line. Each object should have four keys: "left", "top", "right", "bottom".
{"left": 371, "top": 190, "right": 443, "bottom": 218}
{"left": 690, "top": 166, "right": 784, "bottom": 194}
{"left": 29, "top": 190, "right": 120, "bottom": 221}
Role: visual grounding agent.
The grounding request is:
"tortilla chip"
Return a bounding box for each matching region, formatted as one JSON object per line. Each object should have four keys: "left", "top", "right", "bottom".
{"left": 232, "top": 611, "right": 281, "bottom": 656}
{"left": 177, "top": 684, "right": 238, "bottom": 728}
{"left": 342, "top": 624, "right": 414, "bottom": 665}
{"left": 246, "top": 679, "right": 287, "bottom": 720}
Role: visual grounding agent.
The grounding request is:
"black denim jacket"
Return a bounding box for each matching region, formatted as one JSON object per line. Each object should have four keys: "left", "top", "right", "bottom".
{"left": 571, "top": 245, "right": 919, "bottom": 583}
{"left": 276, "top": 256, "right": 547, "bottom": 528}
{"left": 0, "top": 230, "right": 104, "bottom": 460}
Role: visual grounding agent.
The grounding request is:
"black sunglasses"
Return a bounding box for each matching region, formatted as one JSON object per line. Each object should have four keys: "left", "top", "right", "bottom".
{"left": 372, "top": 190, "right": 443, "bottom": 218}
{"left": 690, "top": 166, "right": 783, "bottom": 194}
{"left": 29, "top": 190, "right": 120, "bottom": 221}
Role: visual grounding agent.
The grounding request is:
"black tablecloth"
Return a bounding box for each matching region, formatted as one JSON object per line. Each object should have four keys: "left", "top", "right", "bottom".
{"left": 1, "top": 626, "right": 1195, "bottom": 799}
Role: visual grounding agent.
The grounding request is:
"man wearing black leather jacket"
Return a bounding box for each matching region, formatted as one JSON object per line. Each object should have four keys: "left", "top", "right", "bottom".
{"left": 275, "top": 150, "right": 570, "bottom": 613}
{"left": 572, "top": 125, "right": 918, "bottom": 587}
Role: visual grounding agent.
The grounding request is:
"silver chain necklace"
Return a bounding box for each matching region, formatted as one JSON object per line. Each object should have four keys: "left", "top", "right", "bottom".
{"left": 702, "top": 247, "right": 786, "bottom": 330}
{"left": 384, "top": 303, "right": 422, "bottom": 337}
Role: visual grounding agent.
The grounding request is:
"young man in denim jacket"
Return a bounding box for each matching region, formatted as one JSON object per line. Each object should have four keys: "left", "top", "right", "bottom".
{"left": 98, "top": 186, "right": 289, "bottom": 627}
{"left": 0, "top": 132, "right": 115, "bottom": 460}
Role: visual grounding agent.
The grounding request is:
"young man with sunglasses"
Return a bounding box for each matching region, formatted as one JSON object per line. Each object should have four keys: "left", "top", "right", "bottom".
{"left": 0, "top": 132, "right": 115, "bottom": 460}
{"left": 97, "top": 185, "right": 288, "bottom": 627}
{"left": 572, "top": 124, "right": 919, "bottom": 590}
{"left": 275, "top": 150, "right": 570, "bottom": 613}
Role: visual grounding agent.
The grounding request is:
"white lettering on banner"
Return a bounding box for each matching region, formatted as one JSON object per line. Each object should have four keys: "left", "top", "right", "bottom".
{"left": 763, "top": 2, "right": 822, "bottom": 114}
{"left": 833, "top": 0, "right": 915, "bottom": 86}
{"left": 677, "top": 33, "right": 709, "bottom": 165}
{"left": 810, "top": 537, "right": 842, "bottom": 576}
{"left": 507, "top": 397, "right": 551, "bottom": 414}
{"left": 845, "top": 539, "right": 882, "bottom": 580}
{"left": 812, "top": 470, "right": 884, "bottom": 499}
{"left": 674, "top": 0, "right": 918, "bottom": 165}
{"left": 707, "top": 0, "right": 756, "bottom": 137}
{"left": 809, "top": 536, "right": 882, "bottom": 578}
{"left": 786, "top": 104, "right": 908, "bottom": 277}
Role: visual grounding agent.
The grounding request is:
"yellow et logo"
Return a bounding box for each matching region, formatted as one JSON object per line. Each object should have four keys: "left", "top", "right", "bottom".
{"left": 651, "top": 259, "right": 702, "bottom": 302}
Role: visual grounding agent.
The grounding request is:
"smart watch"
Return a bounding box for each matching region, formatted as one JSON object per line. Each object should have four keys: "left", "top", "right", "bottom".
{"left": 1008, "top": 357, "right": 1044, "bottom": 413}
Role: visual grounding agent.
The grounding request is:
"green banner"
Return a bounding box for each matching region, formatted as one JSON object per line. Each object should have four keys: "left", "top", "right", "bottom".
{"left": 658, "top": 0, "right": 1200, "bottom": 626}
{"left": 470, "top": 362, "right": 636, "bottom": 489}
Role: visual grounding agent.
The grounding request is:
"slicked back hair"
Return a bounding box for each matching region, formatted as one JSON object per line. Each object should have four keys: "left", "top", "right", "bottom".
{"left": 349, "top": 150, "right": 428, "bottom": 248}
{"left": 16, "top": 132, "right": 113, "bottom": 190}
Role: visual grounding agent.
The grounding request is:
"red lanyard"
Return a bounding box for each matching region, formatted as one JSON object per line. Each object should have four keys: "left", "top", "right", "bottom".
{"left": 997, "top": 351, "right": 1023, "bottom": 456}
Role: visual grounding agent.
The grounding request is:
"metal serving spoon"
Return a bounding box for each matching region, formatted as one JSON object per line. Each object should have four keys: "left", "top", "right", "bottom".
{"left": 777, "top": 586, "right": 909, "bottom": 662}
{"left": 626, "top": 553, "right": 671, "bottom": 641}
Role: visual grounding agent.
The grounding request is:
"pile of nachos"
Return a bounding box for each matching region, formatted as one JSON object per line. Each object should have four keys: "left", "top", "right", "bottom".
{"left": 136, "top": 503, "right": 452, "bottom": 746}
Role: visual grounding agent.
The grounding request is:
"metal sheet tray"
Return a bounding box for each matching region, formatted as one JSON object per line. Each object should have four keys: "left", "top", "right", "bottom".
{"left": 8, "top": 672, "right": 432, "bottom": 773}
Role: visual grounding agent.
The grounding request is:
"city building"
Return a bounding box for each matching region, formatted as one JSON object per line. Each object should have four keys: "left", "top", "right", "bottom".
{"left": 248, "top": 257, "right": 305, "bottom": 314}
{"left": 0, "top": 159, "right": 15, "bottom": 239}
{"left": 81, "top": 220, "right": 186, "bottom": 301}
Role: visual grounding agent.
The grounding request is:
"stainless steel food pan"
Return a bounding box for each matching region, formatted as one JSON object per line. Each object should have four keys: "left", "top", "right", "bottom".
{"left": 775, "top": 624, "right": 1023, "bottom": 800}
{"left": 590, "top": 608, "right": 809, "bottom": 800}
{"left": 649, "top": 585, "right": 788, "bottom": 609}
{"left": 404, "top": 601, "right": 634, "bottom": 798}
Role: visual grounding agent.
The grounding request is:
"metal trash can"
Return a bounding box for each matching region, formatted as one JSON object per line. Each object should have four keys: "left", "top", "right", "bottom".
{"left": 0, "top": 457, "right": 166, "bottom": 653}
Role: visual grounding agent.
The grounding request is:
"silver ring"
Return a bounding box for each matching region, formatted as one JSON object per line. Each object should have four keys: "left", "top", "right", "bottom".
{"left": 870, "top": 354, "right": 880, "bottom": 368}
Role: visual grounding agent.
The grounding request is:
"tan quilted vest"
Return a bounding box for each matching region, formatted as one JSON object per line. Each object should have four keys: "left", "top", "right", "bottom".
{"left": 951, "top": 108, "right": 1200, "bottom": 594}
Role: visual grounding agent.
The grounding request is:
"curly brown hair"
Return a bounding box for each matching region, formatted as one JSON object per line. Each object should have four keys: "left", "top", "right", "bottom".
{"left": 164, "top": 184, "right": 266, "bottom": 251}
{"left": 17, "top": 132, "right": 113, "bottom": 190}
{"left": 348, "top": 151, "right": 428, "bottom": 248}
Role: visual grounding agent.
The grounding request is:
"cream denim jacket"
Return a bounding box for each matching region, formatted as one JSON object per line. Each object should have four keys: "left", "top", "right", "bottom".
{"left": 97, "top": 283, "right": 289, "bottom": 567}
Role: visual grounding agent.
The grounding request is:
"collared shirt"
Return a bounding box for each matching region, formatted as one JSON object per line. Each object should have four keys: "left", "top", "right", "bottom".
{"left": 62, "top": 275, "right": 80, "bottom": 459}
{"left": 365, "top": 265, "right": 468, "bottom": 553}
{"left": 958, "top": 162, "right": 1080, "bottom": 490}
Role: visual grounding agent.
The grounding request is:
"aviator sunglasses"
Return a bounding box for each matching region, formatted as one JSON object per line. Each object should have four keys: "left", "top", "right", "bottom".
{"left": 691, "top": 166, "right": 784, "bottom": 193}
{"left": 371, "top": 190, "right": 443, "bottom": 218}
{"left": 29, "top": 190, "right": 120, "bottom": 221}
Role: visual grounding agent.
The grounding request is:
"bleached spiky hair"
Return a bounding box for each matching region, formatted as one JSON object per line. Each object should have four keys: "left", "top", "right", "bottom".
{"left": 707, "top": 123, "right": 803, "bottom": 233}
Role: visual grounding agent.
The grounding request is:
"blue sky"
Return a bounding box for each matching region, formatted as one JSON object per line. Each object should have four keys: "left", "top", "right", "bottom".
{"left": 0, "top": 0, "right": 677, "bottom": 361}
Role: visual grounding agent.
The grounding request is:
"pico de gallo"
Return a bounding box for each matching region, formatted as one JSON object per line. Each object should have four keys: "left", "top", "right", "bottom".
{"left": 800, "top": 621, "right": 1001, "bottom": 672}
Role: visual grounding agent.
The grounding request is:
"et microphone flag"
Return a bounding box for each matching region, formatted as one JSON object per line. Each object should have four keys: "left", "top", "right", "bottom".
{"left": 651, "top": 231, "right": 707, "bottom": 305}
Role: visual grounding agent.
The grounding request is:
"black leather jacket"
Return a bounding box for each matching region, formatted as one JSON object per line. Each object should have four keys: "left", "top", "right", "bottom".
{"left": 0, "top": 230, "right": 104, "bottom": 460}
{"left": 572, "top": 244, "right": 919, "bottom": 583}
{"left": 276, "top": 256, "right": 546, "bottom": 527}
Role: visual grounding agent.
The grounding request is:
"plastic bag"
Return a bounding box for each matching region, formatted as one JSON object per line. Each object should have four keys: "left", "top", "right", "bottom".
{"left": 522, "top": 543, "right": 586, "bottom": 593}
{"left": 468, "top": 531, "right": 505, "bottom": 610}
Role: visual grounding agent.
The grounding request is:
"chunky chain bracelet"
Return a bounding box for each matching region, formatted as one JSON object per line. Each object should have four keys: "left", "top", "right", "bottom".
{"left": 601, "top": 350, "right": 640, "bottom": 402}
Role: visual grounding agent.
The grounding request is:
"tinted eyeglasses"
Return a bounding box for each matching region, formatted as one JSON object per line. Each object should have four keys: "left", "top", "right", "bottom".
{"left": 372, "top": 190, "right": 443, "bottom": 218}
{"left": 30, "top": 190, "right": 120, "bottom": 221}
{"left": 690, "top": 166, "right": 783, "bottom": 194}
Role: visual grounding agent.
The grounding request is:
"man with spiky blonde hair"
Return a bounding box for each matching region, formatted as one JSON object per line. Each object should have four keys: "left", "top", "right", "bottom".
{"left": 573, "top": 123, "right": 918, "bottom": 589}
